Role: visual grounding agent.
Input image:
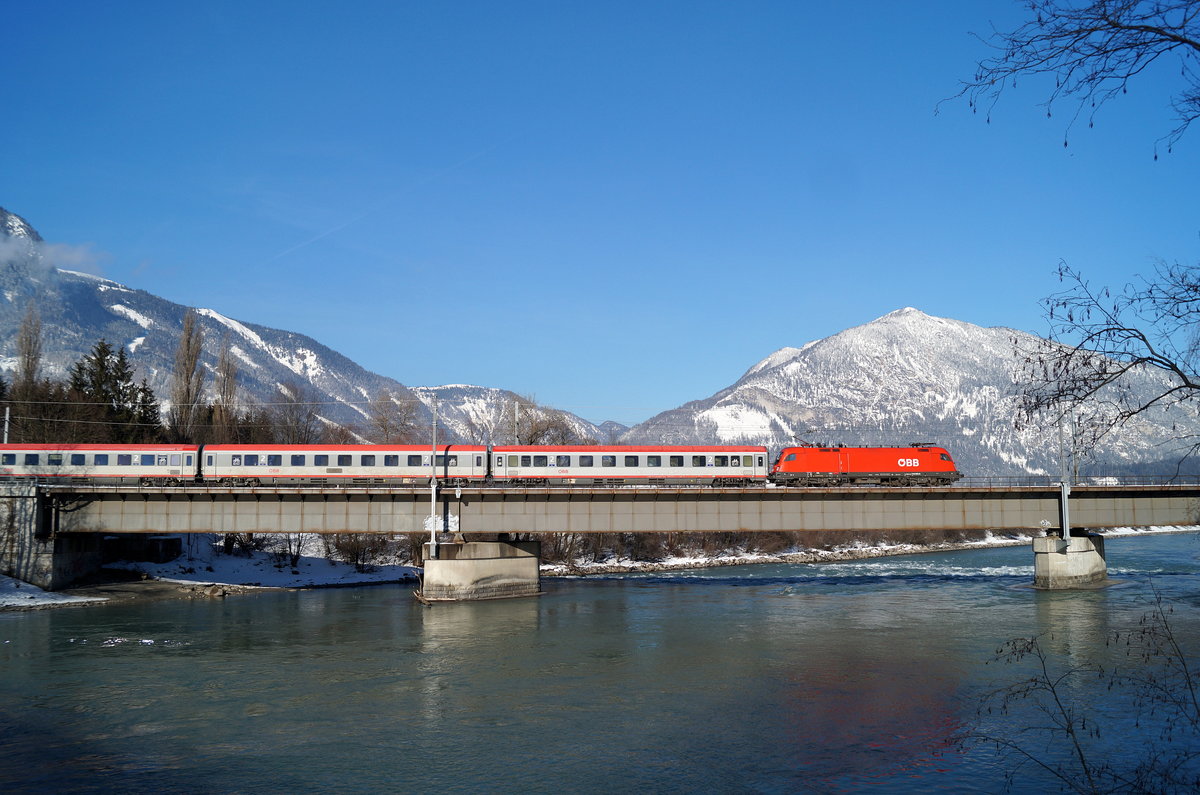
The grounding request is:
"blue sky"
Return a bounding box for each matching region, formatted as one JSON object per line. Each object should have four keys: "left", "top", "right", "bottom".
{"left": 4, "top": 1, "right": 1198, "bottom": 425}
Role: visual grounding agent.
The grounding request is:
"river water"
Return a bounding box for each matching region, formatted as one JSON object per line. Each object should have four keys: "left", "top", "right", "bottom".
{"left": 2, "top": 532, "right": 1199, "bottom": 793}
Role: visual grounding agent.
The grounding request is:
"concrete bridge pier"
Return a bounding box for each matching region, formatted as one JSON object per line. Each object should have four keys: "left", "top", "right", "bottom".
{"left": 0, "top": 482, "right": 103, "bottom": 590}
{"left": 1033, "top": 531, "right": 1108, "bottom": 590}
{"left": 1032, "top": 482, "right": 1108, "bottom": 589}
{"left": 418, "top": 538, "right": 541, "bottom": 602}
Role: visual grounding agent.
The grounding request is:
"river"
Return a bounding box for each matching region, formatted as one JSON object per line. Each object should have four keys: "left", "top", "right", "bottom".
{"left": 2, "top": 532, "right": 1198, "bottom": 793}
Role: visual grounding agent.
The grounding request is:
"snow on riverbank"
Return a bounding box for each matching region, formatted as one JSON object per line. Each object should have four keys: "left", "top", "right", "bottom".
{"left": 2, "top": 526, "right": 1195, "bottom": 610}
{"left": 539, "top": 526, "right": 1200, "bottom": 576}
{"left": 1, "top": 540, "right": 420, "bottom": 611}
{"left": 0, "top": 577, "right": 107, "bottom": 609}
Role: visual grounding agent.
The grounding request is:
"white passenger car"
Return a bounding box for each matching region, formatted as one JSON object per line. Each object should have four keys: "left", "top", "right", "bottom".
{"left": 0, "top": 443, "right": 200, "bottom": 484}
{"left": 491, "top": 445, "right": 769, "bottom": 486}
{"left": 201, "top": 444, "right": 489, "bottom": 485}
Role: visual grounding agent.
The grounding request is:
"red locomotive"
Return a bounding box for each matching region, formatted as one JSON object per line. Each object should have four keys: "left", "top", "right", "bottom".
{"left": 769, "top": 445, "right": 962, "bottom": 486}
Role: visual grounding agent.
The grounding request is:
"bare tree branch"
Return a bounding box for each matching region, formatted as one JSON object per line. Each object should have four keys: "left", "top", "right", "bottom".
{"left": 945, "top": 0, "right": 1200, "bottom": 152}
{"left": 1017, "top": 262, "right": 1200, "bottom": 457}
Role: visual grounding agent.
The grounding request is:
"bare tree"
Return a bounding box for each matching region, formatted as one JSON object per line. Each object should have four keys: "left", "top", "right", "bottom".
{"left": 948, "top": 0, "right": 1200, "bottom": 153}
{"left": 271, "top": 380, "right": 322, "bottom": 444}
{"left": 13, "top": 304, "right": 41, "bottom": 396}
{"left": 1017, "top": 263, "right": 1200, "bottom": 453}
{"left": 504, "top": 394, "right": 595, "bottom": 445}
{"left": 364, "top": 389, "right": 417, "bottom": 443}
{"left": 211, "top": 333, "right": 239, "bottom": 443}
{"left": 8, "top": 305, "right": 44, "bottom": 442}
{"left": 168, "top": 309, "right": 205, "bottom": 442}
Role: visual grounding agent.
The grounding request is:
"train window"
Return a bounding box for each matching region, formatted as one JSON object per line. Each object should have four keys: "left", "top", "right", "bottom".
{"left": 384, "top": 455, "right": 399, "bottom": 467}
{"left": 157, "top": 455, "right": 168, "bottom": 466}
{"left": 520, "top": 456, "right": 532, "bottom": 467}
{"left": 670, "top": 456, "right": 684, "bottom": 467}
{"left": 556, "top": 455, "right": 570, "bottom": 467}
{"left": 579, "top": 455, "right": 593, "bottom": 467}
{"left": 624, "top": 455, "right": 639, "bottom": 467}
{"left": 475, "top": 456, "right": 482, "bottom": 467}
{"left": 435, "top": 455, "right": 457, "bottom": 467}
{"left": 24, "top": 454, "right": 39, "bottom": 465}
{"left": 408, "top": 455, "right": 423, "bottom": 466}
{"left": 602, "top": 456, "right": 616, "bottom": 467}
{"left": 336, "top": 455, "right": 351, "bottom": 466}
{"left": 533, "top": 456, "right": 548, "bottom": 467}
{"left": 784, "top": 453, "right": 796, "bottom": 461}
{"left": 231, "top": 455, "right": 242, "bottom": 466}
{"left": 692, "top": 456, "right": 707, "bottom": 467}
{"left": 508, "top": 456, "right": 518, "bottom": 467}
{"left": 757, "top": 456, "right": 764, "bottom": 467}
{"left": 118, "top": 454, "right": 132, "bottom": 466}
{"left": 647, "top": 456, "right": 661, "bottom": 467}
{"left": 0, "top": 454, "right": 13, "bottom": 465}
{"left": 96, "top": 454, "right": 109, "bottom": 466}
{"left": 71, "top": 454, "right": 85, "bottom": 466}
{"left": 48, "top": 454, "right": 63, "bottom": 465}
{"left": 730, "top": 456, "right": 741, "bottom": 466}
{"left": 171, "top": 454, "right": 183, "bottom": 466}
{"left": 141, "top": 454, "right": 156, "bottom": 466}
{"left": 267, "top": 455, "right": 281, "bottom": 466}
{"left": 244, "top": 455, "right": 259, "bottom": 467}
{"left": 361, "top": 455, "right": 376, "bottom": 466}
{"left": 714, "top": 456, "right": 728, "bottom": 467}
{"left": 205, "top": 455, "right": 212, "bottom": 467}
{"left": 315, "top": 455, "right": 329, "bottom": 466}
{"left": 496, "top": 455, "right": 504, "bottom": 467}
{"left": 291, "top": 455, "right": 306, "bottom": 466}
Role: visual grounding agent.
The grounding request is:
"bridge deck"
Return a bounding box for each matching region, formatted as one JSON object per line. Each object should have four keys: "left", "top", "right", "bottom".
{"left": 34, "top": 483, "right": 1200, "bottom": 535}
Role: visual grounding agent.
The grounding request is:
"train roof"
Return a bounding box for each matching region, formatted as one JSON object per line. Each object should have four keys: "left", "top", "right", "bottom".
{"left": 493, "top": 445, "right": 768, "bottom": 452}
{"left": 0, "top": 443, "right": 199, "bottom": 450}
{"left": 199, "top": 444, "right": 487, "bottom": 451}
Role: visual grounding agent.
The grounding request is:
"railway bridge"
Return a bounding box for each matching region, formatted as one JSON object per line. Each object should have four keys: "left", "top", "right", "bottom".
{"left": 3, "top": 480, "right": 1198, "bottom": 599}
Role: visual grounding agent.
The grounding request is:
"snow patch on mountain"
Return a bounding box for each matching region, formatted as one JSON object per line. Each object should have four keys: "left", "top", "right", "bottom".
{"left": 196, "top": 308, "right": 266, "bottom": 349}
{"left": 109, "top": 304, "right": 153, "bottom": 329}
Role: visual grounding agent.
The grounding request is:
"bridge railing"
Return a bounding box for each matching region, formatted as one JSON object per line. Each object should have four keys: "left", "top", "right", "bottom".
{"left": 18, "top": 474, "right": 1200, "bottom": 492}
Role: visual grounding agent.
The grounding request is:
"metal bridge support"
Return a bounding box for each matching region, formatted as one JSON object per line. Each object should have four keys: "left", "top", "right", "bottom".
{"left": 418, "top": 539, "right": 541, "bottom": 602}
{"left": 1032, "top": 483, "right": 1107, "bottom": 589}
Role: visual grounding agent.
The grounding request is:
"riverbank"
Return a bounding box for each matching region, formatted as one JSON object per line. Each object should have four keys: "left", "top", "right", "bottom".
{"left": 2, "top": 526, "right": 1195, "bottom": 610}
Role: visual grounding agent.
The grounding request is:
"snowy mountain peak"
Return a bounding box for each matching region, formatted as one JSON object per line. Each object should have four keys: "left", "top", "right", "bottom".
{"left": 880, "top": 306, "right": 925, "bottom": 319}
{"left": 0, "top": 208, "right": 42, "bottom": 243}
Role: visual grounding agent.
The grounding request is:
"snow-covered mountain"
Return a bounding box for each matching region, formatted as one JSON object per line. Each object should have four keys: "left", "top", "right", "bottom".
{"left": 410, "top": 385, "right": 619, "bottom": 444}
{"left": 0, "top": 206, "right": 622, "bottom": 442}
{"left": 0, "top": 206, "right": 429, "bottom": 430}
{"left": 622, "top": 307, "right": 1200, "bottom": 477}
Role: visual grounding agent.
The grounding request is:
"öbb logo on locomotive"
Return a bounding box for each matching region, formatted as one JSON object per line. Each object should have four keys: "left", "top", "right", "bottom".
{"left": 0, "top": 443, "right": 963, "bottom": 487}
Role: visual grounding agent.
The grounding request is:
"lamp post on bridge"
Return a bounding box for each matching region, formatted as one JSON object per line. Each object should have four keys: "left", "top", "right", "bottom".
{"left": 429, "top": 398, "right": 438, "bottom": 559}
